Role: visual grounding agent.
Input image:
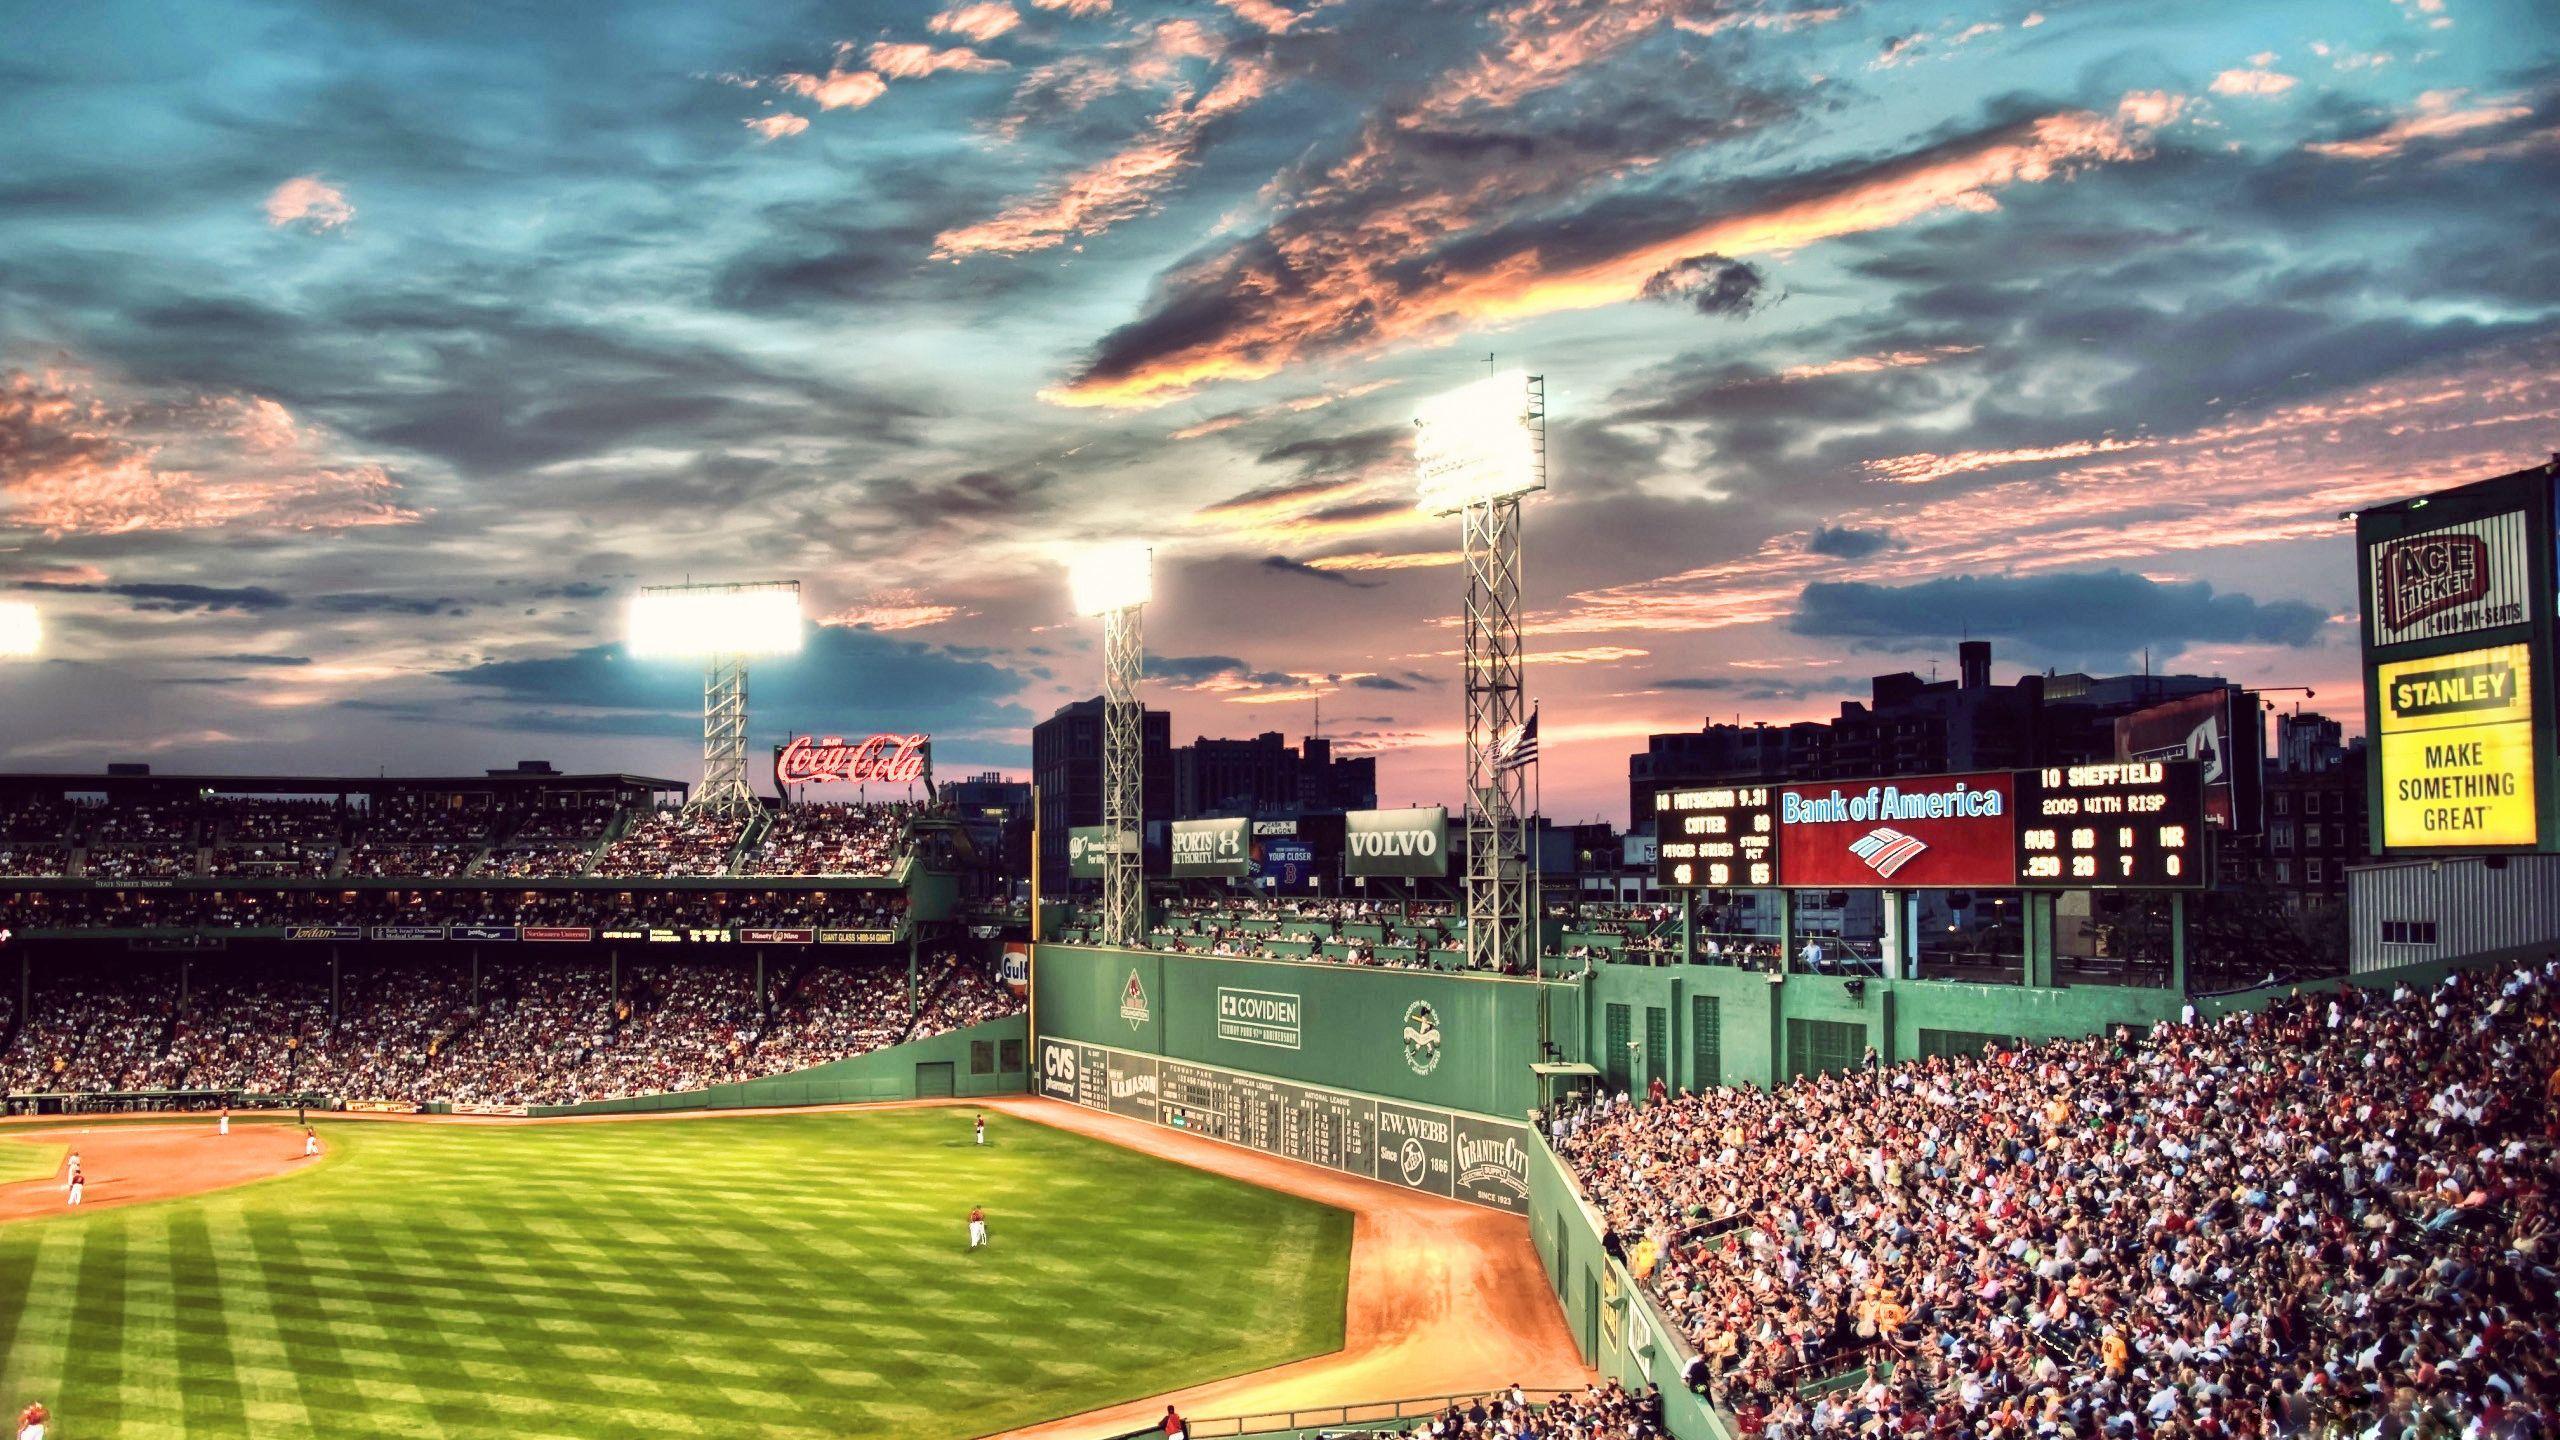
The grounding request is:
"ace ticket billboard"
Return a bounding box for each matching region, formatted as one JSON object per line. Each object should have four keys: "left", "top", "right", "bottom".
{"left": 1776, "top": 772, "right": 2018, "bottom": 889}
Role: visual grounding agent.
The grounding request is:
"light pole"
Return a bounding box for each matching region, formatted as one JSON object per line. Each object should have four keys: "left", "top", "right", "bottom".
{"left": 626, "top": 582, "right": 803, "bottom": 818}
{"left": 1414, "top": 371, "right": 1547, "bottom": 973}
{"left": 1068, "top": 543, "right": 1153, "bottom": 949}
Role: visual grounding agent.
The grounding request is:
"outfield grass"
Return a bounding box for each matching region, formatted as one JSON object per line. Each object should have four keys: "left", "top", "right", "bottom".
{"left": 0, "top": 1110, "right": 1352, "bottom": 1439}
{"left": 0, "top": 1139, "right": 65, "bottom": 1185}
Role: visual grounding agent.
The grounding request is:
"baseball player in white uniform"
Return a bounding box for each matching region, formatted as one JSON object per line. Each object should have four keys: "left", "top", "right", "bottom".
{"left": 64, "top": 1167, "right": 81, "bottom": 1207}
{"left": 974, "top": 1114, "right": 986, "bottom": 1146}
{"left": 968, "top": 1205, "right": 987, "bottom": 1250}
{"left": 217, "top": 1107, "right": 229, "bottom": 1137}
{"left": 304, "top": 1128, "right": 319, "bottom": 1158}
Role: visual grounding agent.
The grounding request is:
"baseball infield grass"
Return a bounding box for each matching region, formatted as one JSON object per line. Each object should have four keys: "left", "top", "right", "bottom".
{"left": 0, "top": 1111, "right": 1353, "bottom": 1439}
{"left": 0, "top": 1140, "right": 65, "bottom": 1185}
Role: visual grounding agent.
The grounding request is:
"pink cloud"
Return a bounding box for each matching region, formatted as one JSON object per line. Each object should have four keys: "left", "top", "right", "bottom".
{"left": 2306, "top": 89, "right": 2531, "bottom": 159}
{"left": 935, "top": 59, "right": 1268, "bottom": 258}
{"left": 263, "top": 175, "right": 353, "bottom": 232}
{"left": 1030, "top": 0, "right": 1112, "bottom": 13}
{"left": 1, "top": 367, "right": 419, "bottom": 537}
{"left": 743, "top": 113, "right": 811, "bottom": 142}
{"left": 930, "top": 1, "right": 1021, "bottom": 42}
{"left": 867, "top": 42, "right": 1006, "bottom": 79}
{"left": 2210, "top": 66, "right": 2297, "bottom": 97}
{"left": 778, "top": 64, "right": 888, "bottom": 111}
{"left": 1052, "top": 98, "right": 2175, "bottom": 408}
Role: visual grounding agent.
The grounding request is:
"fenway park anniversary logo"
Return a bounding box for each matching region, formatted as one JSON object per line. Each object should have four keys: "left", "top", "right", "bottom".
{"left": 1401, "top": 1000, "right": 1443, "bottom": 1075}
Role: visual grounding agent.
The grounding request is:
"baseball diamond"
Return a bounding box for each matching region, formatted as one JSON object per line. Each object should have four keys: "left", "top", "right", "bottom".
{"left": 0, "top": 1110, "right": 1351, "bottom": 1439}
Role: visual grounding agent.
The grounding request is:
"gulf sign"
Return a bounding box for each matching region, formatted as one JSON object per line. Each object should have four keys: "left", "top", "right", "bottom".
{"left": 1776, "top": 772, "right": 2017, "bottom": 889}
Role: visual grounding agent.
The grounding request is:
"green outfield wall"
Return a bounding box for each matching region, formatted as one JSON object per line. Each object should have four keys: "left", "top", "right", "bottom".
{"left": 525, "top": 1015, "right": 1027, "bottom": 1116}
{"left": 1033, "top": 945, "right": 1555, "bottom": 1118}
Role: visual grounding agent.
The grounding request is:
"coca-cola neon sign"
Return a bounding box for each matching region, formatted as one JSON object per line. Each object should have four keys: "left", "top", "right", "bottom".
{"left": 776, "top": 733, "right": 929, "bottom": 787}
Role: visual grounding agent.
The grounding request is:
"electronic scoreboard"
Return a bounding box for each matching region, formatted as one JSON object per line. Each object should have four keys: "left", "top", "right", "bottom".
{"left": 2014, "top": 760, "right": 2206, "bottom": 889}
{"left": 1654, "top": 784, "right": 1776, "bottom": 888}
{"left": 1655, "top": 760, "right": 2205, "bottom": 890}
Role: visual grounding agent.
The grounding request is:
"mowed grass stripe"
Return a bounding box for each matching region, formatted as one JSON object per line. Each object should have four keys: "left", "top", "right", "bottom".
{"left": 0, "top": 1139, "right": 65, "bottom": 1184}
{"left": 0, "top": 1111, "right": 1351, "bottom": 1439}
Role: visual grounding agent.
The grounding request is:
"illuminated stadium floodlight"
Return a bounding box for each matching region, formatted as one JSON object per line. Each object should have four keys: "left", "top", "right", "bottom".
{"left": 1067, "top": 543, "right": 1151, "bottom": 947}
{"left": 627, "top": 581, "right": 802, "bottom": 818}
{"left": 1067, "top": 540, "right": 1155, "bottom": 617}
{"left": 0, "top": 602, "right": 37, "bottom": 659}
{"left": 1413, "top": 368, "right": 1546, "bottom": 516}
{"left": 1416, "top": 371, "right": 1546, "bottom": 974}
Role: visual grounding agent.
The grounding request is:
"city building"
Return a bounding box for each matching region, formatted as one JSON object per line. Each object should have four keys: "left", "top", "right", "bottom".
{"left": 1030, "top": 697, "right": 1172, "bottom": 891}
{"left": 1171, "top": 730, "right": 1377, "bottom": 819}
{"left": 1628, "top": 640, "right": 2236, "bottom": 828}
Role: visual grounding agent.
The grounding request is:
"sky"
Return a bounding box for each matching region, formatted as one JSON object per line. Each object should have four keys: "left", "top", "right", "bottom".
{"left": 1, "top": 0, "right": 2555, "bottom": 824}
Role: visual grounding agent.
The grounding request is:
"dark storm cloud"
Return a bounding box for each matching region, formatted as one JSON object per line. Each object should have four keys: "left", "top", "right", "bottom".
{"left": 1147, "top": 654, "right": 1253, "bottom": 683}
{"left": 1639, "top": 254, "right": 1773, "bottom": 318}
{"left": 1805, "top": 526, "right": 1897, "bottom": 561}
{"left": 1262, "top": 555, "right": 1380, "bottom": 588}
{"left": 444, "top": 624, "right": 1032, "bottom": 738}
{"left": 1348, "top": 674, "right": 1413, "bottom": 691}
{"left": 17, "top": 581, "right": 291, "bottom": 614}
{"left": 312, "top": 593, "right": 471, "bottom": 617}
{"left": 1256, "top": 427, "right": 1408, "bottom": 477}
{"left": 1790, "top": 570, "right": 2327, "bottom": 667}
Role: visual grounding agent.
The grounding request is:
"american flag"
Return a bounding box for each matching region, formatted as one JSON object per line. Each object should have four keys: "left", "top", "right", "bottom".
{"left": 1493, "top": 709, "right": 1539, "bottom": 771}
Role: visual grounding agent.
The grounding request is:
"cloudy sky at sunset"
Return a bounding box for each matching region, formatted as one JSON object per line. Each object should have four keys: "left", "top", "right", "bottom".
{"left": 3, "top": 0, "right": 2555, "bottom": 821}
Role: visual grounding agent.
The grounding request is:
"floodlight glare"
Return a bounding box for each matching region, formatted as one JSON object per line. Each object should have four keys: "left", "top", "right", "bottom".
{"left": 0, "top": 602, "right": 37, "bottom": 659}
{"left": 1414, "top": 368, "right": 1544, "bottom": 514}
{"left": 627, "top": 584, "right": 802, "bottom": 659}
{"left": 1068, "top": 542, "right": 1154, "bottom": 616}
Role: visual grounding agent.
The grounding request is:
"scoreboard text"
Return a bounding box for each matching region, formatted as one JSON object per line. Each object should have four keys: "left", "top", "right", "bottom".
{"left": 2013, "top": 761, "right": 2206, "bottom": 889}
{"left": 1654, "top": 785, "right": 1775, "bottom": 889}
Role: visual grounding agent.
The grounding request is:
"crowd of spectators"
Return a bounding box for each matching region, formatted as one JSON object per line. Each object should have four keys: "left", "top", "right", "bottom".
{"left": 0, "top": 951, "right": 1021, "bottom": 1106}
{"left": 0, "top": 887, "right": 907, "bottom": 933}
{"left": 343, "top": 794, "right": 494, "bottom": 878}
{"left": 1558, "top": 965, "right": 2560, "bottom": 1439}
{"left": 596, "top": 810, "right": 746, "bottom": 878}
{"left": 1124, "top": 896, "right": 1471, "bottom": 969}
{"left": 745, "top": 802, "right": 913, "bottom": 876}
{"left": 1388, "top": 1383, "right": 1664, "bottom": 1440}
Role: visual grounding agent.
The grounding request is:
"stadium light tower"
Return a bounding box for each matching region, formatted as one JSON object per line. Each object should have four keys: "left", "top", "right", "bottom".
{"left": 0, "top": 602, "right": 38, "bottom": 659}
{"left": 626, "top": 581, "right": 802, "bottom": 818}
{"left": 1414, "top": 370, "right": 1546, "bottom": 974}
{"left": 1069, "top": 542, "right": 1152, "bottom": 949}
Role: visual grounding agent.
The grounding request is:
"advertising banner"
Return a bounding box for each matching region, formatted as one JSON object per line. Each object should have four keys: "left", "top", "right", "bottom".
{"left": 285, "top": 925, "right": 362, "bottom": 942}
{"left": 2366, "top": 509, "right": 2531, "bottom": 647}
{"left": 2376, "top": 642, "right": 2538, "bottom": 849}
{"left": 1343, "top": 806, "right": 1450, "bottom": 878}
{"left": 2112, "top": 689, "right": 2256, "bottom": 833}
{"left": 1373, "top": 1101, "right": 1456, "bottom": 1197}
{"left": 1170, "top": 817, "right": 1251, "bottom": 878}
{"left": 1213, "top": 986, "right": 1303, "bottom": 1050}
{"left": 817, "top": 928, "right": 899, "bottom": 945}
{"left": 773, "top": 732, "right": 930, "bottom": 790}
{"left": 521, "top": 926, "right": 592, "bottom": 943}
{"left": 739, "top": 927, "right": 815, "bottom": 944}
{"left": 601, "top": 927, "right": 646, "bottom": 942}
{"left": 1776, "top": 772, "right": 2018, "bottom": 889}
{"left": 371, "top": 925, "right": 446, "bottom": 942}
{"left": 999, "top": 942, "right": 1030, "bottom": 999}
{"left": 1067, "top": 825, "right": 1112, "bottom": 879}
{"left": 1655, "top": 785, "right": 1775, "bottom": 889}
{"left": 448, "top": 925, "right": 519, "bottom": 942}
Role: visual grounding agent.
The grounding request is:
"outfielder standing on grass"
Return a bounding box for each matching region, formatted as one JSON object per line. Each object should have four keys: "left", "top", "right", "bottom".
{"left": 974, "top": 1113, "right": 985, "bottom": 1146}
{"left": 967, "top": 1204, "right": 987, "bottom": 1250}
{"left": 18, "top": 1401, "right": 47, "bottom": 1440}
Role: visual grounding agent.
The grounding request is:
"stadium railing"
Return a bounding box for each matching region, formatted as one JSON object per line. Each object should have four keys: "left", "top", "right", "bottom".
{"left": 1100, "top": 1388, "right": 1583, "bottom": 1439}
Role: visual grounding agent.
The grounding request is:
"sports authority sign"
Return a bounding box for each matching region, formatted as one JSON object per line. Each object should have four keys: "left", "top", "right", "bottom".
{"left": 1776, "top": 772, "right": 2017, "bottom": 889}
{"left": 1343, "top": 806, "right": 1449, "bottom": 878}
{"left": 1170, "top": 816, "right": 1250, "bottom": 878}
{"left": 2366, "top": 510, "right": 2530, "bottom": 648}
{"left": 772, "top": 732, "right": 930, "bottom": 788}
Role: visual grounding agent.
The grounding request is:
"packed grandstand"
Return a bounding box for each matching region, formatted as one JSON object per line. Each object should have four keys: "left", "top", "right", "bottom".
{"left": 1555, "top": 963, "right": 2559, "bottom": 1438}
{"left": 0, "top": 793, "right": 915, "bottom": 880}
{"left": 0, "top": 951, "right": 1017, "bottom": 1107}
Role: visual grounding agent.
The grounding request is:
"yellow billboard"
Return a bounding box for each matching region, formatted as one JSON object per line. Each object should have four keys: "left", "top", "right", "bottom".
{"left": 2377, "top": 642, "right": 2538, "bottom": 848}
